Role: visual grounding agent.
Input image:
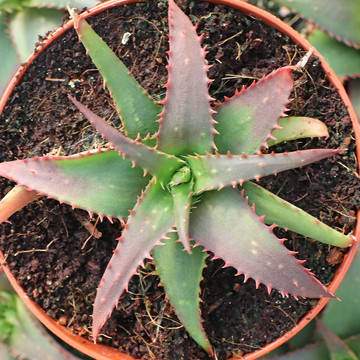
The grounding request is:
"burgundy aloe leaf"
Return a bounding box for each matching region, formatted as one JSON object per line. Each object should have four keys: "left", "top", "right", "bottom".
{"left": 156, "top": 0, "right": 214, "bottom": 156}
{"left": 92, "top": 180, "right": 175, "bottom": 342}
{"left": 69, "top": 95, "right": 184, "bottom": 185}
{"left": 188, "top": 148, "right": 342, "bottom": 193}
{"left": 0, "top": 150, "right": 150, "bottom": 219}
{"left": 214, "top": 67, "right": 294, "bottom": 155}
{"left": 190, "top": 188, "right": 334, "bottom": 298}
{"left": 152, "top": 233, "right": 211, "bottom": 354}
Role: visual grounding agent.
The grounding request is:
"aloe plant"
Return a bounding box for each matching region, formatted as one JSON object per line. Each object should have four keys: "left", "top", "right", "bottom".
{"left": 0, "top": 0, "right": 355, "bottom": 354}
{"left": 0, "top": 272, "right": 81, "bottom": 360}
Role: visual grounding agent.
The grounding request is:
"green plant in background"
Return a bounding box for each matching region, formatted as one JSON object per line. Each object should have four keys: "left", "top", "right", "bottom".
{"left": 0, "top": 0, "right": 355, "bottom": 354}
{"left": 0, "top": 0, "right": 100, "bottom": 95}
{"left": 272, "top": 0, "right": 360, "bottom": 118}
{"left": 0, "top": 272, "right": 82, "bottom": 360}
{"left": 252, "top": 1, "right": 360, "bottom": 358}
{"left": 262, "top": 247, "right": 360, "bottom": 360}
{"left": 274, "top": 0, "right": 360, "bottom": 47}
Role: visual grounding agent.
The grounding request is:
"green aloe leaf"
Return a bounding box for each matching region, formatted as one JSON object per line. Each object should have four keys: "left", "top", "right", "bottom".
{"left": 0, "top": 290, "right": 82, "bottom": 360}
{"left": 0, "top": 0, "right": 22, "bottom": 11}
{"left": 349, "top": 79, "right": 360, "bottom": 119}
{"left": 8, "top": 7, "right": 63, "bottom": 61}
{"left": 241, "top": 181, "right": 353, "bottom": 247}
{"left": 170, "top": 178, "right": 194, "bottom": 252}
{"left": 152, "top": 232, "right": 211, "bottom": 354}
{"left": 265, "top": 343, "right": 330, "bottom": 360}
{"left": 318, "top": 321, "right": 359, "bottom": 360}
{"left": 157, "top": 0, "right": 213, "bottom": 156}
{"left": 346, "top": 335, "right": 360, "bottom": 357}
{"left": 71, "top": 8, "right": 161, "bottom": 140}
{"left": 214, "top": 67, "right": 294, "bottom": 155}
{"left": 274, "top": 0, "right": 360, "bottom": 48}
{"left": 69, "top": 95, "right": 184, "bottom": 186}
{"left": 92, "top": 180, "right": 175, "bottom": 341}
{"left": 27, "top": 0, "right": 100, "bottom": 8}
{"left": 0, "top": 150, "right": 150, "bottom": 219}
{"left": 308, "top": 30, "right": 360, "bottom": 78}
{"left": 0, "top": 13, "right": 19, "bottom": 95}
{"left": 265, "top": 334, "right": 360, "bottom": 360}
{"left": 190, "top": 188, "right": 333, "bottom": 298}
{"left": 322, "top": 244, "right": 360, "bottom": 338}
{"left": 188, "top": 149, "right": 341, "bottom": 193}
{"left": 267, "top": 116, "right": 330, "bottom": 147}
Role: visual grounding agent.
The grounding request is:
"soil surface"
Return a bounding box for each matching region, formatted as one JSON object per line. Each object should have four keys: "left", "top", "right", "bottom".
{"left": 1, "top": 1, "right": 360, "bottom": 359}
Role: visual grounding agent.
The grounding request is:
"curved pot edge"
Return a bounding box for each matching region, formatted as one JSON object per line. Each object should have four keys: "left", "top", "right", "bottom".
{"left": 209, "top": 1, "right": 360, "bottom": 359}
{"left": 0, "top": 252, "right": 136, "bottom": 360}
{"left": 0, "top": 1, "right": 359, "bottom": 360}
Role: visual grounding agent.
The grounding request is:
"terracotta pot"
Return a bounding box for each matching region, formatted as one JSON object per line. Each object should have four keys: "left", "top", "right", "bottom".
{"left": 0, "top": 0, "right": 359, "bottom": 359}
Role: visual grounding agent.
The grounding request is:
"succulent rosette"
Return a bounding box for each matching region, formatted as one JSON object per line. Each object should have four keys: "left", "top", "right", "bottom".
{"left": 0, "top": 0, "right": 354, "bottom": 353}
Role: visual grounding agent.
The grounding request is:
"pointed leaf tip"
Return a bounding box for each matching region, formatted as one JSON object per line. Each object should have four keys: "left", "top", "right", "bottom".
{"left": 157, "top": 0, "right": 214, "bottom": 155}
{"left": 214, "top": 66, "right": 295, "bottom": 155}
{"left": 0, "top": 150, "right": 151, "bottom": 219}
{"left": 190, "top": 188, "right": 335, "bottom": 299}
{"left": 189, "top": 148, "right": 341, "bottom": 193}
{"left": 71, "top": 14, "right": 161, "bottom": 139}
{"left": 92, "top": 180, "right": 175, "bottom": 340}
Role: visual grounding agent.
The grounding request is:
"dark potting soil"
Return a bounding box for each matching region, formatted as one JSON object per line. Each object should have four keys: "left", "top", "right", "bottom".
{"left": 1, "top": 1, "right": 360, "bottom": 359}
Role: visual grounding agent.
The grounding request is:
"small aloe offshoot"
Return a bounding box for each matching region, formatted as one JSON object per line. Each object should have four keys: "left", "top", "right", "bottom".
{"left": 0, "top": 0, "right": 355, "bottom": 354}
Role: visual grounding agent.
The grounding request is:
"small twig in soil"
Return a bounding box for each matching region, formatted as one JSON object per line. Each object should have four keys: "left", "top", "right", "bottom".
{"left": 80, "top": 215, "right": 102, "bottom": 249}
{"left": 215, "top": 30, "right": 243, "bottom": 46}
{"left": 235, "top": 41, "right": 242, "bottom": 61}
{"left": 153, "top": 304, "right": 166, "bottom": 343}
{"left": 317, "top": 199, "right": 356, "bottom": 220}
{"left": 337, "top": 161, "right": 360, "bottom": 179}
{"left": 14, "top": 237, "right": 58, "bottom": 256}
{"left": 224, "top": 336, "right": 261, "bottom": 350}
{"left": 60, "top": 215, "right": 69, "bottom": 238}
{"left": 293, "top": 192, "right": 309, "bottom": 203}
{"left": 67, "top": 296, "right": 80, "bottom": 327}
{"left": 222, "top": 74, "right": 260, "bottom": 81}
{"left": 131, "top": 15, "right": 165, "bottom": 69}
{"left": 283, "top": 45, "right": 299, "bottom": 66}
{"left": 271, "top": 305, "right": 297, "bottom": 327}
{"left": 36, "top": 216, "right": 48, "bottom": 226}
{"left": 134, "top": 314, "right": 157, "bottom": 358}
{"left": 207, "top": 291, "right": 233, "bottom": 314}
{"left": 45, "top": 77, "right": 67, "bottom": 82}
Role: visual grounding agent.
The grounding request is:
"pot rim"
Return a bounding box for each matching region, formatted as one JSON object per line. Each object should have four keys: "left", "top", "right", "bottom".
{"left": 0, "top": 1, "right": 359, "bottom": 360}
